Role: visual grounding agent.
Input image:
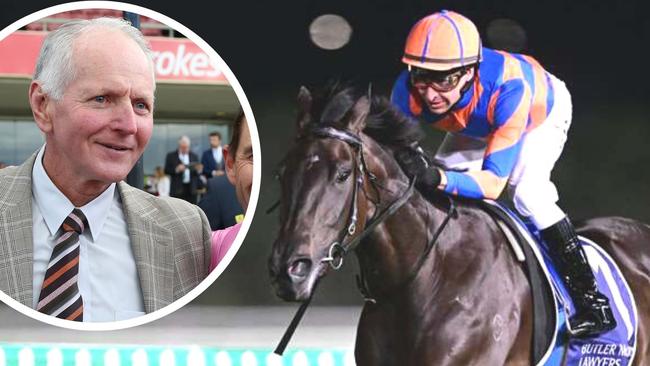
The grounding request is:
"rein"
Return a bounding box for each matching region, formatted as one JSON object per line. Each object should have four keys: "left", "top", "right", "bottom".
{"left": 274, "top": 126, "right": 455, "bottom": 355}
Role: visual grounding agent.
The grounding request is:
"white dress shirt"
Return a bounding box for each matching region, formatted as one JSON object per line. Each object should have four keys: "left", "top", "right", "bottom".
{"left": 179, "top": 152, "right": 190, "bottom": 183}
{"left": 31, "top": 145, "right": 145, "bottom": 322}
{"left": 212, "top": 146, "right": 223, "bottom": 167}
{"left": 156, "top": 176, "right": 170, "bottom": 197}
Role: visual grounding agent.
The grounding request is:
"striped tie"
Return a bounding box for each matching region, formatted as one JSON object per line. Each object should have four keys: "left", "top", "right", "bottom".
{"left": 36, "top": 208, "right": 87, "bottom": 321}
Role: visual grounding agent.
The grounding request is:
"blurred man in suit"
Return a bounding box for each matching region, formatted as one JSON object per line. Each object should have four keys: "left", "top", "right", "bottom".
{"left": 198, "top": 175, "right": 243, "bottom": 231}
{"left": 164, "top": 135, "right": 202, "bottom": 204}
{"left": 0, "top": 17, "right": 211, "bottom": 322}
{"left": 201, "top": 131, "right": 225, "bottom": 180}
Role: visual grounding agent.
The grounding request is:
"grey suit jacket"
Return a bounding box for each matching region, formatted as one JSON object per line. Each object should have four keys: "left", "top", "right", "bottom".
{"left": 0, "top": 152, "right": 211, "bottom": 314}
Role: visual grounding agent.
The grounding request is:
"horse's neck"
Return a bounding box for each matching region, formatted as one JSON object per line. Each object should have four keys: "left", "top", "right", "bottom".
{"left": 357, "top": 190, "right": 450, "bottom": 296}
{"left": 355, "top": 137, "right": 451, "bottom": 299}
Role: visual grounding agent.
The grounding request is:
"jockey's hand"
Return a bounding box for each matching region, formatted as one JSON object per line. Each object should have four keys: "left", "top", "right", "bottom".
{"left": 394, "top": 148, "right": 441, "bottom": 191}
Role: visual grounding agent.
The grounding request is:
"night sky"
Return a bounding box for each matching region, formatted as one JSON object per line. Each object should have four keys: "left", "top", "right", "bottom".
{"left": 4, "top": 1, "right": 646, "bottom": 93}
{"left": 1, "top": 0, "right": 648, "bottom": 304}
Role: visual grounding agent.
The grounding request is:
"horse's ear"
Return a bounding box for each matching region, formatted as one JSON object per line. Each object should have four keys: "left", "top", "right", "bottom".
{"left": 348, "top": 96, "right": 370, "bottom": 134}
{"left": 297, "top": 86, "right": 312, "bottom": 132}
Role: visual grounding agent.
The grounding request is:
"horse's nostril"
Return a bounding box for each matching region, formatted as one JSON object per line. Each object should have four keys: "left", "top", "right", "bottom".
{"left": 288, "top": 259, "right": 312, "bottom": 279}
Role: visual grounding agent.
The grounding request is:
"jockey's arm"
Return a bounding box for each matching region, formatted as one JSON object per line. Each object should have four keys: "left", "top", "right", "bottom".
{"left": 439, "top": 79, "right": 532, "bottom": 200}
{"left": 438, "top": 169, "right": 507, "bottom": 200}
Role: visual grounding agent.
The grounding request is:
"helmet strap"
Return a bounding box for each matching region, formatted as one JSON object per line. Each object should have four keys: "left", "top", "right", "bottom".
{"left": 459, "top": 63, "right": 479, "bottom": 94}
{"left": 444, "top": 63, "right": 478, "bottom": 114}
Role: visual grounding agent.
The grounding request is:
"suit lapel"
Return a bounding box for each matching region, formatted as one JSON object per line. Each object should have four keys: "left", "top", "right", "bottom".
{"left": 0, "top": 152, "right": 37, "bottom": 307}
{"left": 117, "top": 182, "right": 174, "bottom": 313}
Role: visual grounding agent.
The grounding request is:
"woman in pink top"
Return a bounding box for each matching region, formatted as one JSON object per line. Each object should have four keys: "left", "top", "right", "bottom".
{"left": 210, "top": 111, "right": 253, "bottom": 270}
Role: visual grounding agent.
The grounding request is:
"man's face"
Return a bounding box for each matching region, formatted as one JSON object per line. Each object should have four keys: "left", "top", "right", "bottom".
{"left": 411, "top": 67, "right": 474, "bottom": 115}
{"left": 209, "top": 135, "right": 221, "bottom": 148}
{"left": 179, "top": 141, "right": 190, "bottom": 154}
{"left": 226, "top": 119, "right": 253, "bottom": 210}
{"left": 39, "top": 28, "right": 154, "bottom": 185}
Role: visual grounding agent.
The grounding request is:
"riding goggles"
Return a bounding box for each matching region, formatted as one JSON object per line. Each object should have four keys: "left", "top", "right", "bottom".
{"left": 409, "top": 66, "right": 468, "bottom": 93}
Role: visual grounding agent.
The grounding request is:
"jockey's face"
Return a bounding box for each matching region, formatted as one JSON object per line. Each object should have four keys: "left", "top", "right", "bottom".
{"left": 411, "top": 67, "right": 475, "bottom": 115}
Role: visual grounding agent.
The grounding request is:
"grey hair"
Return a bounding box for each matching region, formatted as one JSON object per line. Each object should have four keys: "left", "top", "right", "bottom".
{"left": 179, "top": 136, "right": 191, "bottom": 145}
{"left": 33, "top": 17, "right": 154, "bottom": 100}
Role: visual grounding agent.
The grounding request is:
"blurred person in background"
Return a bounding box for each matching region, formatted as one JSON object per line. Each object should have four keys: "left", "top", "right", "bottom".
{"left": 0, "top": 162, "right": 7, "bottom": 169}
{"left": 164, "top": 135, "right": 202, "bottom": 203}
{"left": 210, "top": 110, "right": 252, "bottom": 270}
{"left": 0, "top": 17, "right": 211, "bottom": 322}
{"left": 197, "top": 172, "right": 242, "bottom": 231}
{"left": 201, "top": 131, "right": 225, "bottom": 180}
{"left": 153, "top": 166, "right": 170, "bottom": 197}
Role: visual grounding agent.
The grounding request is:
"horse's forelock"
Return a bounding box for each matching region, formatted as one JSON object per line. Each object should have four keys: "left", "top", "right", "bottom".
{"left": 364, "top": 97, "right": 425, "bottom": 149}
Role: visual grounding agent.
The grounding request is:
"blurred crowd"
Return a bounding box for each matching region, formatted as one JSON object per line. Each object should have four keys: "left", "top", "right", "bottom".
{"left": 145, "top": 130, "right": 243, "bottom": 231}
{"left": 0, "top": 128, "right": 242, "bottom": 232}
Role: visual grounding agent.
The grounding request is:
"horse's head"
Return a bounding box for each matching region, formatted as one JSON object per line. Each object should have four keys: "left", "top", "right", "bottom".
{"left": 268, "top": 86, "right": 373, "bottom": 301}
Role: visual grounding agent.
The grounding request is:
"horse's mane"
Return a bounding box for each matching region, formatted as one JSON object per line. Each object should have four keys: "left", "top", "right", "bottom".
{"left": 308, "top": 83, "right": 424, "bottom": 150}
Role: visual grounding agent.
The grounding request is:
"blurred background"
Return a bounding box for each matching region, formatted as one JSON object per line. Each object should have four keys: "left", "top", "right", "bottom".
{"left": 0, "top": 0, "right": 648, "bottom": 365}
{"left": 197, "top": 0, "right": 650, "bottom": 306}
{"left": 0, "top": 8, "right": 240, "bottom": 207}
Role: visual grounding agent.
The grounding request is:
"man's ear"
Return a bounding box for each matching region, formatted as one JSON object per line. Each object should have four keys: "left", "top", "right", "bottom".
{"left": 29, "top": 81, "right": 54, "bottom": 133}
{"left": 224, "top": 145, "right": 236, "bottom": 185}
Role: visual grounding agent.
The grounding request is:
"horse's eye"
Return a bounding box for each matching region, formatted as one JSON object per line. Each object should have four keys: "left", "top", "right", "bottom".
{"left": 335, "top": 168, "right": 352, "bottom": 183}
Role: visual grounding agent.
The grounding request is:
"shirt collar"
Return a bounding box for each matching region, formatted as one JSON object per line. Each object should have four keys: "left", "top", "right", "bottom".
{"left": 32, "top": 145, "right": 117, "bottom": 241}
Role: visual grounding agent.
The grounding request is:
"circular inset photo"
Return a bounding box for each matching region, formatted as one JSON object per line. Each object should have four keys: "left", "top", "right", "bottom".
{"left": 0, "top": 1, "right": 260, "bottom": 330}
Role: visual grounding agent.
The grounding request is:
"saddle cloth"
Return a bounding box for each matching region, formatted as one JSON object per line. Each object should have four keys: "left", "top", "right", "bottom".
{"left": 481, "top": 200, "right": 639, "bottom": 366}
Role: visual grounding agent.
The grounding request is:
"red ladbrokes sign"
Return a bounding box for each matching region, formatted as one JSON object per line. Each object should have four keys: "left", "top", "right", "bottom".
{"left": 0, "top": 31, "right": 228, "bottom": 84}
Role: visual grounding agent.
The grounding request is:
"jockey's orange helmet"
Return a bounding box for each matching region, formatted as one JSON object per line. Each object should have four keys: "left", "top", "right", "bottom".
{"left": 402, "top": 10, "right": 482, "bottom": 72}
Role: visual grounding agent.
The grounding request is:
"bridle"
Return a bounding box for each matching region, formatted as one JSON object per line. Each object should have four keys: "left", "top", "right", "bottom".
{"left": 311, "top": 126, "right": 416, "bottom": 270}
{"left": 274, "top": 125, "right": 456, "bottom": 355}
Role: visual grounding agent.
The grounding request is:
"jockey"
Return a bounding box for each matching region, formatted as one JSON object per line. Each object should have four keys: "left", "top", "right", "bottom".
{"left": 391, "top": 10, "right": 616, "bottom": 337}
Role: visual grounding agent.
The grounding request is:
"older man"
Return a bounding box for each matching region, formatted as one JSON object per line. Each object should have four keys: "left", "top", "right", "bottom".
{"left": 164, "top": 136, "right": 202, "bottom": 204}
{"left": 0, "top": 18, "right": 211, "bottom": 322}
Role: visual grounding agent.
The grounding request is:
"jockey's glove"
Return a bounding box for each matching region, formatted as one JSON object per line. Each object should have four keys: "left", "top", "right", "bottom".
{"left": 394, "top": 147, "right": 441, "bottom": 191}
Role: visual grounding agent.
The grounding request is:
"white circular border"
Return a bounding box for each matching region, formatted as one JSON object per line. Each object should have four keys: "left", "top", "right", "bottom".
{"left": 0, "top": 1, "right": 262, "bottom": 331}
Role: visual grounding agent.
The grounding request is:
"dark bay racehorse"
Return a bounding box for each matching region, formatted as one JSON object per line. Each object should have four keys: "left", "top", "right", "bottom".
{"left": 268, "top": 86, "right": 650, "bottom": 365}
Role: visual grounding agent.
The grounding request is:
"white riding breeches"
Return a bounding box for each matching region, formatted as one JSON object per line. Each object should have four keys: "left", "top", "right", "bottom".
{"left": 433, "top": 74, "right": 573, "bottom": 230}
